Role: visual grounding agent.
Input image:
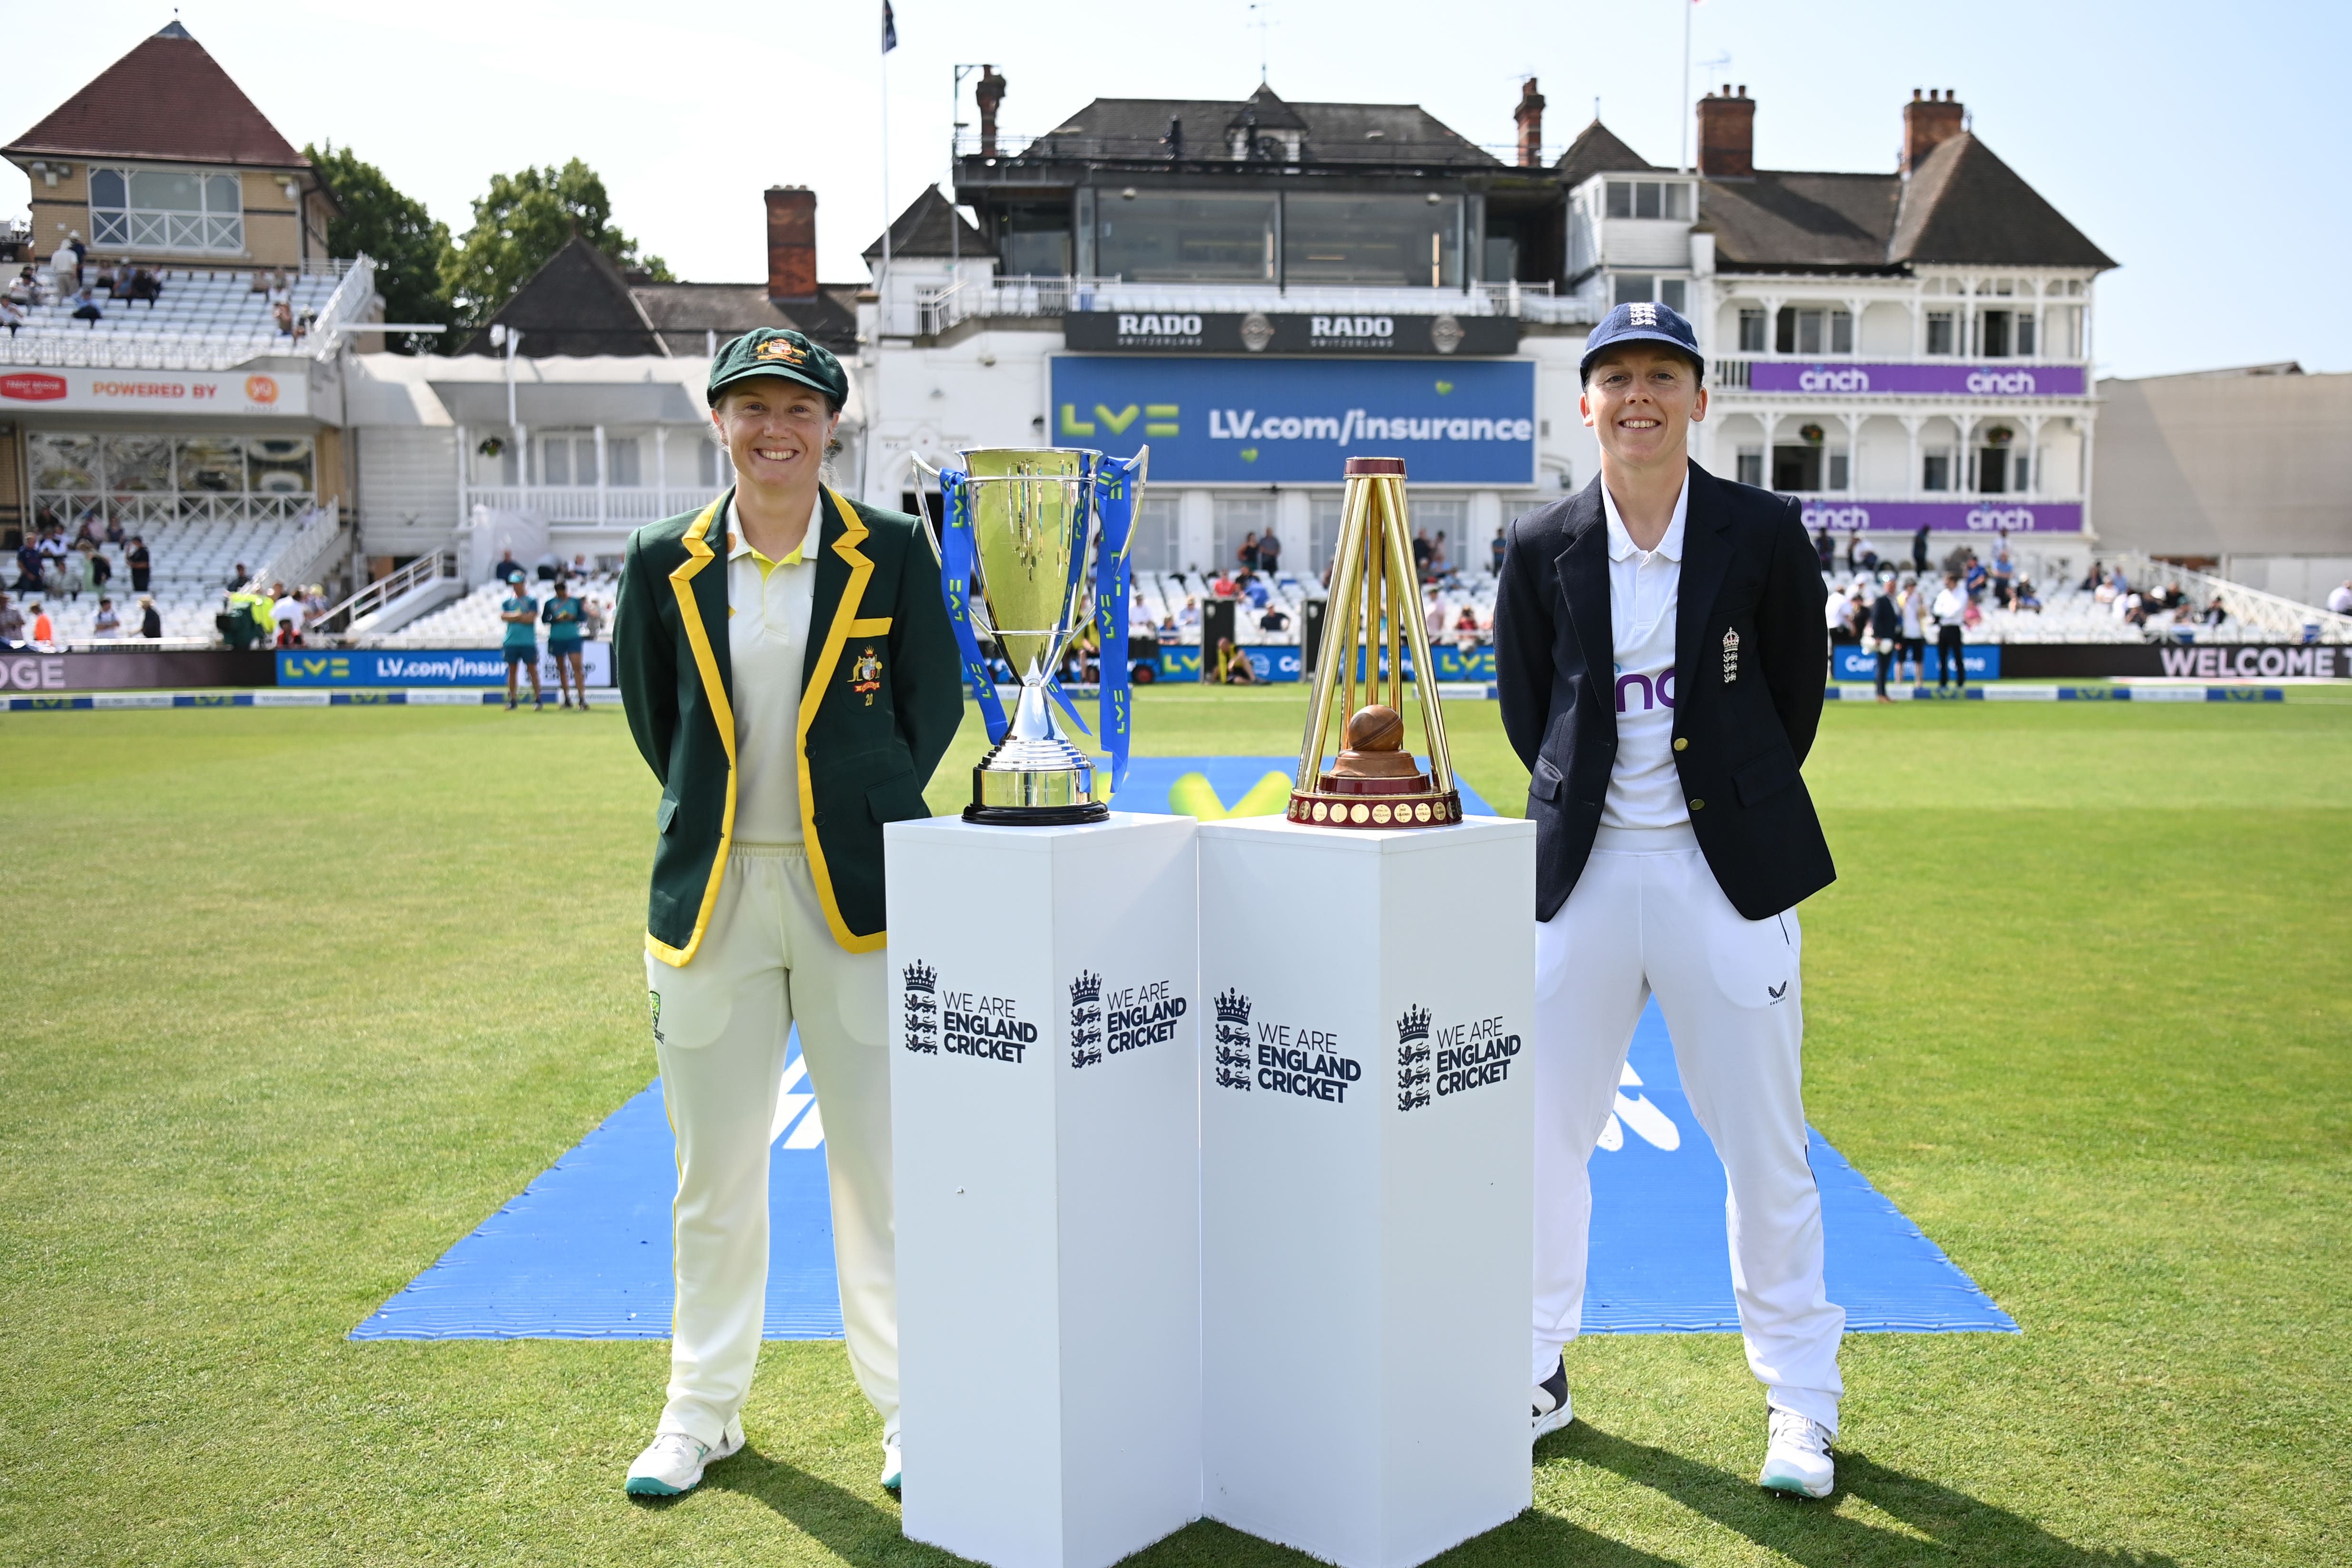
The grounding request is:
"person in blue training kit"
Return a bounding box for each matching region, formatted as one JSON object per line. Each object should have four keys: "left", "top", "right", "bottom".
{"left": 500, "top": 580, "right": 542, "bottom": 710}
{"left": 615, "top": 330, "right": 963, "bottom": 1500}
{"left": 1494, "top": 301, "right": 1845, "bottom": 1498}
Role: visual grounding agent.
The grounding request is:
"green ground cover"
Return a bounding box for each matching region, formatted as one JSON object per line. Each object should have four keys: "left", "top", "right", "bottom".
{"left": 1, "top": 693, "right": 2345, "bottom": 1566}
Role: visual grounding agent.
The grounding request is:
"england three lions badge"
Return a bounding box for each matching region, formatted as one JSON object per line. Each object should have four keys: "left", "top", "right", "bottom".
{"left": 1721, "top": 628, "right": 1740, "bottom": 683}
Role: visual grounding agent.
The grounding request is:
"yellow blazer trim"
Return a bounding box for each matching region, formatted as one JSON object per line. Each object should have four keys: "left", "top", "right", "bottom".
{"left": 646, "top": 496, "right": 735, "bottom": 967}
{"left": 800, "top": 488, "right": 887, "bottom": 953}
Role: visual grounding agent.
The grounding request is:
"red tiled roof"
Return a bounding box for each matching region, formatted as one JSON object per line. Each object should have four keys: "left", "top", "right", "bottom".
{"left": 7, "top": 25, "right": 306, "bottom": 168}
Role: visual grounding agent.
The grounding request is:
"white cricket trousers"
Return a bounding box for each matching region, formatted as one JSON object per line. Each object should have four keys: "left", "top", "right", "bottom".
{"left": 1533, "top": 822, "right": 1845, "bottom": 1431}
{"left": 645, "top": 842, "right": 897, "bottom": 1449}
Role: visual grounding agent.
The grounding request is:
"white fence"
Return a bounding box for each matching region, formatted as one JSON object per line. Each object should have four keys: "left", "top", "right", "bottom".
{"left": 461, "top": 486, "right": 724, "bottom": 527}
{"left": 896, "top": 274, "right": 1595, "bottom": 339}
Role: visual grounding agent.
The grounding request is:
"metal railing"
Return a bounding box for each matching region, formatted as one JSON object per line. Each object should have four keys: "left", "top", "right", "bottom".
{"left": 239, "top": 501, "right": 344, "bottom": 596}
{"left": 462, "top": 485, "right": 724, "bottom": 527}
{"left": 312, "top": 548, "right": 455, "bottom": 639}
{"left": 899, "top": 273, "right": 1592, "bottom": 339}
{"left": 2114, "top": 553, "right": 2352, "bottom": 644}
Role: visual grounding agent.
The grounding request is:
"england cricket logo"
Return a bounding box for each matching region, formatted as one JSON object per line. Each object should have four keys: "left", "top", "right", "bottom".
{"left": 901, "top": 961, "right": 939, "bottom": 1054}
{"left": 1395, "top": 1003, "right": 1432, "bottom": 1112}
{"left": 1068, "top": 970, "right": 1104, "bottom": 1070}
{"left": 1212, "top": 988, "right": 1253, "bottom": 1091}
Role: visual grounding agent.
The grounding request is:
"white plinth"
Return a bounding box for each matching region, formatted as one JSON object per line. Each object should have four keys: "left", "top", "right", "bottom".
{"left": 1199, "top": 816, "right": 1536, "bottom": 1568}
{"left": 888, "top": 813, "right": 1201, "bottom": 1568}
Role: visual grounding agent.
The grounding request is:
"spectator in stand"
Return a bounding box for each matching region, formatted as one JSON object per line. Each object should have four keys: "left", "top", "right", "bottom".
{"left": 1259, "top": 604, "right": 1290, "bottom": 634}
{"left": 1896, "top": 573, "right": 1926, "bottom": 686}
{"left": 138, "top": 596, "right": 162, "bottom": 638}
{"left": 102, "top": 516, "right": 125, "bottom": 545}
{"left": 1210, "top": 568, "right": 1238, "bottom": 600}
{"left": 1824, "top": 577, "right": 1855, "bottom": 659}
{"left": 1963, "top": 554, "right": 1988, "bottom": 603}
{"left": 91, "top": 597, "right": 120, "bottom": 637}
{"left": 1158, "top": 611, "right": 1178, "bottom": 636}
{"left": 1258, "top": 530, "right": 1282, "bottom": 576}
{"left": 29, "top": 602, "right": 54, "bottom": 646}
{"left": 1178, "top": 596, "right": 1201, "bottom": 632}
{"left": 1491, "top": 529, "right": 1508, "bottom": 575}
{"left": 5, "top": 266, "right": 34, "bottom": 305}
{"left": 2327, "top": 580, "right": 2352, "bottom": 616}
{"left": 570, "top": 553, "right": 595, "bottom": 584}
{"left": 495, "top": 549, "right": 525, "bottom": 586}
{"left": 1431, "top": 532, "right": 1451, "bottom": 577}
{"left": 55, "top": 544, "right": 87, "bottom": 603}
{"left": 15, "top": 538, "right": 42, "bottom": 591}
{"left": 543, "top": 578, "right": 589, "bottom": 710}
{"left": 125, "top": 266, "right": 162, "bottom": 306}
{"left": 536, "top": 548, "right": 562, "bottom": 582}
{"left": 1912, "top": 525, "right": 1931, "bottom": 576}
{"left": 1930, "top": 573, "right": 1968, "bottom": 689}
{"left": 303, "top": 584, "right": 328, "bottom": 633}
{"left": 266, "top": 270, "right": 292, "bottom": 313}
{"left": 250, "top": 267, "right": 271, "bottom": 294}
{"left": 1991, "top": 547, "right": 2016, "bottom": 607}
{"left": 1425, "top": 585, "right": 1446, "bottom": 640}
{"left": 1844, "top": 529, "right": 1861, "bottom": 573}
{"left": 1454, "top": 604, "right": 1482, "bottom": 657}
{"left": 2204, "top": 595, "right": 2227, "bottom": 627}
{"left": 226, "top": 562, "right": 250, "bottom": 592}
{"left": 1868, "top": 579, "right": 1903, "bottom": 703}
{"left": 0, "top": 594, "right": 20, "bottom": 643}
{"left": 1236, "top": 531, "right": 1260, "bottom": 574}
{"left": 87, "top": 542, "right": 112, "bottom": 593}
{"left": 1412, "top": 528, "right": 1432, "bottom": 579}
{"left": 501, "top": 580, "right": 544, "bottom": 710}
{"left": 272, "top": 299, "right": 294, "bottom": 337}
{"left": 1814, "top": 525, "right": 1833, "bottom": 574}
{"left": 2012, "top": 578, "right": 2042, "bottom": 613}
{"left": 0, "top": 295, "right": 23, "bottom": 336}
{"left": 270, "top": 581, "right": 303, "bottom": 647}
{"left": 70, "top": 287, "right": 102, "bottom": 323}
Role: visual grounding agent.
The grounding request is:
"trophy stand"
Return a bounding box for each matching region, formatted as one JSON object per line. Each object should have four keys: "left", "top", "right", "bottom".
{"left": 1198, "top": 812, "right": 1535, "bottom": 1568}
{"left": 888, "top": 814, "right": 1201, "bottom": 1568}
{"left": 1287, "top": 456, "right": 1463, "bottom": 829}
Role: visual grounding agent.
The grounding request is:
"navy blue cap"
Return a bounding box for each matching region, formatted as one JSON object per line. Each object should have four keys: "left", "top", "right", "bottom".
{"left": 1580, "top": 301, "right": 1702, "bottom": 380}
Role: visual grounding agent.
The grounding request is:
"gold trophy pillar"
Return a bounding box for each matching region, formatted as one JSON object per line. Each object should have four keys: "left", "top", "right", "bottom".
{"left": 1287, "top": 457, "right": 1464, "bottom": 829}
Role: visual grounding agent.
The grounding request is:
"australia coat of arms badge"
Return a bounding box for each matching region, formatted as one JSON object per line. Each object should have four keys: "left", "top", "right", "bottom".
{"left": 850, "top": 646, "right": 883, "bottom": 705}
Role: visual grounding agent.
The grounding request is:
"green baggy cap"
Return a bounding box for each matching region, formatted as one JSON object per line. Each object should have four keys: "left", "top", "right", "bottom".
{"left": 706, "top": 328, "right": 849, "bottom": 410}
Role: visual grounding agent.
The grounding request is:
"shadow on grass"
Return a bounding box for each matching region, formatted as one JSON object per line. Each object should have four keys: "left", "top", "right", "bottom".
{"left": 1551, "top": 1422, "right": 2181, "bottom": 1568}
{"left": 647, "top": 1427, "right": 2172, "bottom": 1568}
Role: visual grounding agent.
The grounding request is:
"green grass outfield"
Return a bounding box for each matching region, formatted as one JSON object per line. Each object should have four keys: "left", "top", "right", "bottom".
{"left": 1, "top": 691, "right": 2346, "bottom": 1566}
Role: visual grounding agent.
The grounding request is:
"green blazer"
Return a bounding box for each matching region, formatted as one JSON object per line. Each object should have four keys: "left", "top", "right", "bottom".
{"left": 617, "top": 487, "right": 964, "bottom": 964}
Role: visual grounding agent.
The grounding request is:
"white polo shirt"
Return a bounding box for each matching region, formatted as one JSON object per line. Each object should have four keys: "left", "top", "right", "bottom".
{"left": 1600, "top": 477, "right": 1690, "bottom": 832}
{"left": 725, "top": 493, "right": 821, "bottom": 843}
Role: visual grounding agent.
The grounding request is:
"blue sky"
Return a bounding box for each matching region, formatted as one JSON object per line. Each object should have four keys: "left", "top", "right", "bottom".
{"left": 8, "top": 0, "right": 2344, "bottom": 377}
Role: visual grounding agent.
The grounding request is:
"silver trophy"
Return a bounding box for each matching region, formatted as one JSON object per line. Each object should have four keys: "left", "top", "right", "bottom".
{"left": 914, "top": 446, "right": 1146, "bottom": 824}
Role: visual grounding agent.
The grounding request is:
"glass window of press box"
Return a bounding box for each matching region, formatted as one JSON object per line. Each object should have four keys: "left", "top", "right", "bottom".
{"left": 27, "top": 431, "right": 312, "bottom": 528}
{"left": 1086, "top": 190, "right": 1465, "bottom": 287}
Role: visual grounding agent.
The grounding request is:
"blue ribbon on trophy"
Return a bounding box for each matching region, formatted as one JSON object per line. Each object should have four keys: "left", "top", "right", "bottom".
{"left": 935, "top": 466, "right": 1010, "bottom": 741}
{"left": 1092, "top": 450, "right": 1144, "bottom": 795}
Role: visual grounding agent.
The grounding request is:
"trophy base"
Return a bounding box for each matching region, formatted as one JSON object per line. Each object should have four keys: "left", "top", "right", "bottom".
{"left": 963, "top": 801, "right": 1112, "bottom": 826}
{"left": 1286, "top": 781, "right": 1463, "bottom": 829}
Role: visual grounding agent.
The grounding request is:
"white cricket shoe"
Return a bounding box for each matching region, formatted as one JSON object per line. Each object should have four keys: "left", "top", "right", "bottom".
{"left": 880, "top": 1438, "right": 902, "bottom": 1493}
{"left": 1532, "top": 1357, "right": 1574, "bottom": 1443}
{"left": 1757, "top": 1408, "right": 1835, "bottom": 1498}
{"left": 625, "top": 1419, "right": 744, "bottom": 1497}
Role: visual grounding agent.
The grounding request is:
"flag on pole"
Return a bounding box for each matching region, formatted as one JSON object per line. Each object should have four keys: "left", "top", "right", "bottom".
{"left": 882, "top": 0, "right": 898, "bottom": 52}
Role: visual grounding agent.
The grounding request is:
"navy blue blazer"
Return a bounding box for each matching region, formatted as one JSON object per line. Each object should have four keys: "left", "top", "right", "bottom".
{"left": 1493, "top": 463, "right": 1835, "bottom": 922}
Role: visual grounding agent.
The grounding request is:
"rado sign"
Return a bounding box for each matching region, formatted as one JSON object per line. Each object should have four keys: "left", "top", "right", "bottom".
{"left": 1064, "top": 311, "right": 1521, "bottom": 357}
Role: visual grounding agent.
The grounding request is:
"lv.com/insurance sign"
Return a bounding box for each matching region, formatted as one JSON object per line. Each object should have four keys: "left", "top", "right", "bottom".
{"left": 1047, "top": 356, "right": 1535, "bottom": 485}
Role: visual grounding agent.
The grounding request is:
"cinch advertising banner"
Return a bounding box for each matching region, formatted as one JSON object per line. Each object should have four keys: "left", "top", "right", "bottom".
{"left": 1048, "top": 356, "right": 1536, "bottom": 485}
{"left": 1749, "top": 362, "right": 2086, "bottom": 397}
{"left": 1834, "top": 645, "right": 2000, "bottom": 682}
{"left": 277, "top": 645, "right": 613, "bottom": 688}
{"left": 1796, "top": 498, "right": 2082, "bottom": 534}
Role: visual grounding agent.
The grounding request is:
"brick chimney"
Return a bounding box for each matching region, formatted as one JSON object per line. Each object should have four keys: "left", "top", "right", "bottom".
{"left": 1902, "top": 88, "right": 1965, "bottom": 175}
{"left": 976, "top": 65, "right": 1007, "bottom": 157}
{"left": 1514, "top": 78, "right": 1546, "bottom": 168}
{"left": 764, "top": 185, "right": 817, "bottom": 301}
{"left": 1696, "top": 84, "right": 1754, "bottom": 178}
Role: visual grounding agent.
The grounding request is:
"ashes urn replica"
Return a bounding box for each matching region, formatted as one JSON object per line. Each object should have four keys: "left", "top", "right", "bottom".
{"left": 1288, "top": 456, "right": 1463, "bottom": 829}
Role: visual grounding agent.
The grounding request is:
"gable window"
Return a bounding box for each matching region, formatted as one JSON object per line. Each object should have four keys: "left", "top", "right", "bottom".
{"left": 1925, "top": 311, "right": 1956, "bottom": 356}
{"left": 1604, "top": 181, "right": 1691, "bottom": 220}
{"left": 88, "top": 166, "right": 244, "bottom": 253}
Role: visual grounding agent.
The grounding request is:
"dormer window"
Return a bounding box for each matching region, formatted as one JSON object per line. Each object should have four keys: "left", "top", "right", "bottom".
{"left": 88, "top": 165, "right": 245, "bottom": 253}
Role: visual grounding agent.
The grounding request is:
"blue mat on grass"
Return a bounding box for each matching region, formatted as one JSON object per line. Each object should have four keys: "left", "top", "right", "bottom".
{"left": 356, "top": 758, "right": 2011, "bottom": 1341}
{"left": 1106, "top": 755, "right": 1496, "bottom": 818}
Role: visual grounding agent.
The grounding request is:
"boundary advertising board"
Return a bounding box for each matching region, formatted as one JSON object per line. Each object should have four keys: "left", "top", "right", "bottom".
{"left": 276, "top": 646, "right": 615, "bottom": 688}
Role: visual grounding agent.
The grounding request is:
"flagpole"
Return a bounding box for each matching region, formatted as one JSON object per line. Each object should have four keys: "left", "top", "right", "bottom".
{"left": 1679, "top": 0, "right": 1693, "bottom": 173}
{"left": 880, "top": 8, "right": 893, "bottom": 312}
